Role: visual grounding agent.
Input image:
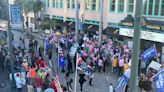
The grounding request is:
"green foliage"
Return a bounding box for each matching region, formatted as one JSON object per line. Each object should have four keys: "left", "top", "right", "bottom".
{"left": 40, "top": 19, "right": 56, "bottom": 30}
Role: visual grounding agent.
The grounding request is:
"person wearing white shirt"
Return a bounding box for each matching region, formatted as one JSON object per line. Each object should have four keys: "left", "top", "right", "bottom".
{"left": 15, "top": 74, "right": 24, "bottom": 92}
{"left": 109, "top": 83, "right": 114, "bottom": 92}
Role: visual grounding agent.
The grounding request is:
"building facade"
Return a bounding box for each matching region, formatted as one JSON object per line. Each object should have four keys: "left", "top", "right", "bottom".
{"left": 43, "top": 0, "right": 164, "bottom": 62}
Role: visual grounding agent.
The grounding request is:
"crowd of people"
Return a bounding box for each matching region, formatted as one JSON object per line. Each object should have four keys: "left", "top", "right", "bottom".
{"left": 0, "top": 30, "right": 162, "bottom": 92}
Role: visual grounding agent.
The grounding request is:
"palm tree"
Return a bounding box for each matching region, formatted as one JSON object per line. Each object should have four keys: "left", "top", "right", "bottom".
{"left": 33, "top": 0, "right": 43, "bottom": 29}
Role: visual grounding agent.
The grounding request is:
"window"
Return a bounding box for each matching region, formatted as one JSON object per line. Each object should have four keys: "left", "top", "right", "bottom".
{"left": 52, "top": 0, "right": 55, "bottom": 8}
{"left": 155, "top": 0, "right": 160, "bottom": 15}
{"left": 47, "top": 0, "right": 49, "bottom": 8}
{"left": 72, "top": 0, "right": 75, "bottom": 9}
{"left": 109, "top": 0, "right": 116, "bottom": 12}
{"left": 148, "top": 0, "right": 153, "bottom": 15}
{"left": 91, "top": 0, "right": 96, "bottom": 11}
{"left": 67, "top": 0, "right": 70, "bottom": 9}
{"left": 162, "top": 0, "right": 164, "bottom": 15}
{"left": 98, "top": 0, "right": 101, "bottom": 11}
{"left": 144, "top": 0, "right": 164, "bottom": 16}
{"left": 56, "top": 0, "right": 58, "bottom": 8}
{"left": 60, "top": 0, "right": 63, "bottom": 8}
{"left": 78, "top": 1, "right": 80, "bottom": 9}
{"left": 118, "top": 0, "right": 124, "bottom": 12}
{"left": 85, "top": 0, "right": 90, "bottom": 10}
{"left": 127, "top": 0, "right": 134, "bottom": 13}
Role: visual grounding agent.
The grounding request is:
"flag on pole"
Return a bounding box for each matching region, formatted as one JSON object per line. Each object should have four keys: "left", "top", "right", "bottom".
{"left": 53, "top": 74, "right": 63, "bottom": 92}
{"left": 141, "top": 44, "right": 157, "bottom": 62}
{"left": 115, "top": 74, "right": 129, "bottom": 90}
{"left": 44, "top": 38, "right": 50, "bottom": 50}
{"left": 58, "top": 55, "right": 65, "bottom": 67}
{"left": 154, "top": 69, "right": 164, "bottom": 92}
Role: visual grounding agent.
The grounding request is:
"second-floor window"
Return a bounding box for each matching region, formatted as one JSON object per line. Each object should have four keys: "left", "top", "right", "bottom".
{"left": 109, "top": 0, "right": 116, "bottom": 12}
{"left": 91, "top": 0, "right": 96, "bottom": 11}
{"left": 56, "top": 0, "right": 59, "bottom": 8}
{"left": 72, "top": 0, "right": 75, "bottom": 9}
{"left": 52, "top": 0, "right": 55, "bottom": 8}
{"left": 144, "top": 0, "right": 164, "bottom": 16}
{"left": 47, "top": 0, "right": 49, "bottom": 8}
{"left": 60, "top": 0, "right": 63, "bottom": 8}
{"left": 127, "top": 0, "right": 134, "bottom": 13}
{"left": 67, "top": 0, "right": 70, "bottom": 9}
{"left": 118, "top": 0, "right": 124, "bottom": 13}
{"left": 85, "top": 0, "right": 90, "bottom": 10}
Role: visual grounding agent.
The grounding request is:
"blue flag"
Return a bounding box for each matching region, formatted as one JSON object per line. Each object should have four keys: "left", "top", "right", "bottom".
{"left": 154, "top": 69, "right": 164, "bottom": 92}
{"left": 44, "top": 39, "right": 50, "bottom": 50}
{"left": 115, "top": 74, "right": 129, "bottom": 90}
{"left": 58, "top": 55, "right": 65, "bottom": 67}
{"left": 141, "top": 44, "right": 157, "bottom": 62}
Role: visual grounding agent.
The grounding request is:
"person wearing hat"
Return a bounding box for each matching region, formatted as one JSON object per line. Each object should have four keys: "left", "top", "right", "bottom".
{"left": 21, "top": 59, "right": 28, "bottom": 72}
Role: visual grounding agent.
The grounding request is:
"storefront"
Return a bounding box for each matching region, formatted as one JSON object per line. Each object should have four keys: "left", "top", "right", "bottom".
{"left": 106, "top": 15, "right": 164, "bottom": 62}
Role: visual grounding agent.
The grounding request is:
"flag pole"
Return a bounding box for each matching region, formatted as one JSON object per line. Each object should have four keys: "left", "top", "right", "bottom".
{"left": 74, "top": 53, "right": 78, "bottom": 92}
{"left": 153, "top": 44, "right": 159, "bottom": 62}
{"left": 57, "top": 41, "right": 59, "bottom": 75}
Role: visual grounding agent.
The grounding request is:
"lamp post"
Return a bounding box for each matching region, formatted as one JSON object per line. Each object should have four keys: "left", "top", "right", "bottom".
{"left": 98, "top": 0, "right": 104, "bottom": 47}
{"left": 129, "top": 0, "right": 143, "bottom": 92}
{"left": 5, "top": 0, "right": 16, "bottom": 91}
{"left": 75, "top": 0, "right": 79, "bottom": 46}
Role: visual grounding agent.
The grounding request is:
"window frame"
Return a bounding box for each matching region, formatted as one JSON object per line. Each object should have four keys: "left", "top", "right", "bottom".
{"left": 117, "top": 0, "right": 124, "bottom": 13}
{"left": 127, "top": 0, "right": 134, "bottom": 13}
{"left": 109, "top": 0, "right": 116, "bottom": 12}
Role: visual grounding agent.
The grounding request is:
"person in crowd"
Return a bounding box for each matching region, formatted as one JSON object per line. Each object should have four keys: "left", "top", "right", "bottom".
{"left": 42, "top": 73, "right": 51, "bottom": 90}
{"left": 112, "top": 56, "right": 117, "bottom": 75}
{"left": 98, "top": 56, "right": 104, "bottom": 73}
{"left": 140, "top": 61, "right": 146, "bottom": 75}
{"left": 0, "top": 51, "right": 5, "bottom": 72}
{"left": 15, "top": 73, "right": 24, "bottom": 92}
{"left": 118, "top": 57, "right": 124, "bottom": 76}
{"left": 64, "top": 72, "right": 73, "bottom": 91}
{"left": 109, "top": 83, "right": 114, "bottom": 92}
{"left": 67, "top": 53, "right": 73, "bottom": 73}
{"left": 88, "top": 62, "right": 94, "bottom": 86}
{"left": 79, "top": 71, "right": 86, "bottom": 91}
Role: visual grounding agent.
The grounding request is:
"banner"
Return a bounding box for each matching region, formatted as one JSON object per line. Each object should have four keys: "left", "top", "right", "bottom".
{"left": 154, "top": 69, "right": 164, "bottom": 92}
{"left": 141, "top": 45, "right": 157, "bottom": 62}
{"left": 10, "top": 5, "right": 22, "bottom": 29}
{"left": 115, "top": 74, "right": 129, "bottom": 90}
{"left": 77, "top": 58, "right": 93, "bottom": 75}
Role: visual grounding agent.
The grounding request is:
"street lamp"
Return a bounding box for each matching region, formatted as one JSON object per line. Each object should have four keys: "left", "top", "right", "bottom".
{"left": 129, "top": 0, "right": 143, "bottom": 92}
{"left": 5, "top": 0, "right": 16, "bottom": 91}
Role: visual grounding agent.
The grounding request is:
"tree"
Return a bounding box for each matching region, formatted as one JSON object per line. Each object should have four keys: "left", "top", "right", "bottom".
{"left": 0, "top": 0, "right": 7, "bottom": 20}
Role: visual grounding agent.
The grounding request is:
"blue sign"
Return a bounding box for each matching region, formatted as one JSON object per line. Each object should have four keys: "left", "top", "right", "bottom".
{"left": 141, "top": 45, "right": 157, "bottom": 62}
{"left": 10, "top": 5, "right": 22, "bottom": 24}
{"left": 154, "top": 69, "right": 164, "bottom": 92}
{"left": 58, "top": 55, "right": 65, "bottom": 67}
{"left": 115, "top": 74, "right": 129, "bottom": 90}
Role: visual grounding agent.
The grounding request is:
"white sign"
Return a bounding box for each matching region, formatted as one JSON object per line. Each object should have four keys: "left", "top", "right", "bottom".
{"left": 162, "top": 46, "right": 164, "bottom": 54}
{"left": 148, "top": 61, "right": 162, "bottom": 71}
{"left": 119, "top": 28, "right": 164, "bottom": 43}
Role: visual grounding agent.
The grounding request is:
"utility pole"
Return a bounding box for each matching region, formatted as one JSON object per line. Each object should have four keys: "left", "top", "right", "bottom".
{"left": 130, "top": 0, "right": 143, "bottom": 92}
{"left": 98, "top": 0, "right": 104, "bottom": 47}
{"left": 75, "top": 0, "right": 79, "bottom": 47}
{"left": 6, "top": 0, "right": 16, "bottom": 91}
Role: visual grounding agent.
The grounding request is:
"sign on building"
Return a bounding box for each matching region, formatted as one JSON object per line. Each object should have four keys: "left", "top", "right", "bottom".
{"left": 119, "top": 28, "right": 164, "bottom": 43}
{"left": 10, "top": 5, "right": 23, "bottom": 30}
